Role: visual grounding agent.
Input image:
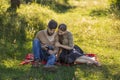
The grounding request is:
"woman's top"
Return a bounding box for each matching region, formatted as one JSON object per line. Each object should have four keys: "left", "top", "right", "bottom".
{"left": 58, "top": 31, "right": 84, "bottom": 63}
{"left": 58, "top": 31, "right": 74, "bottom": 48}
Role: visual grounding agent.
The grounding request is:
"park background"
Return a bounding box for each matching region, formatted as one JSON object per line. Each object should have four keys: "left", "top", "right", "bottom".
{"left": 0, "top": 0, "right": 120, "bottom": 80}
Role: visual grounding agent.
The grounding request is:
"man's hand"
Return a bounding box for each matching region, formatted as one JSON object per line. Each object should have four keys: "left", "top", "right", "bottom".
{"left": 48, "top": 50, "right": 55, "bottom": 54}
{"left": 42, "top": 44, "right": 48, "bottom": 50}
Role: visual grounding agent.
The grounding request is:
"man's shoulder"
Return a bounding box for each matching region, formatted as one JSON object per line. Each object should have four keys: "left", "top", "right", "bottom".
{"left": 37, "top": 30, "right": 45, "bottom": 34}
{"left": 35, "top": 30, "right": 45, "bottom": 38}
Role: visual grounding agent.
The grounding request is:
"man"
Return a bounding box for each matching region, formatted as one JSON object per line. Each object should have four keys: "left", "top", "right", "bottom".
{"left": 32, "top": 20, "right": 58, "bottom": 68}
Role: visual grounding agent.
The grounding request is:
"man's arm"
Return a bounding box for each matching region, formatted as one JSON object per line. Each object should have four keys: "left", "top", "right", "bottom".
{"left": 48, "top": 49, "right": 58, "bottom": 55}
{"left": 41, "top": 44, "right": 48, "bottom": 50}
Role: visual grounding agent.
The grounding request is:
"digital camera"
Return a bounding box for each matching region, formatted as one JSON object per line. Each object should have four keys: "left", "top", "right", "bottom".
{"left": 46, "top": 45, "right": 54, "bottom": 50}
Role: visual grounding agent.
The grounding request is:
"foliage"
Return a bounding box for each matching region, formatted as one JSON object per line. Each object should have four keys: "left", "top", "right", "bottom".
{"left": 0, "top": 3, "right": 51, "bottom": 43}
{"left": 0, "top": 0, "right": 9, "bottom": 13}
{"left": 109, "top": 0, "right": 120, "bottom": 18}
{"left": 109, "top": 0, "right": 120, "bottom": 10}
{"left": 35, "top": 0, "right": 72, "bottom": 13}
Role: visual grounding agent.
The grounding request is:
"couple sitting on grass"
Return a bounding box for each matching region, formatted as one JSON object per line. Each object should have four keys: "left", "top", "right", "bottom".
{"left": 32, "top": 19, "right": 101, "bottom": 69}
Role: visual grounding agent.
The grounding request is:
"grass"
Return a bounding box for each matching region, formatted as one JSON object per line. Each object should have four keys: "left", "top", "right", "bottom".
{"left": 0, "top": 0, "right": 120, "bottom": 80}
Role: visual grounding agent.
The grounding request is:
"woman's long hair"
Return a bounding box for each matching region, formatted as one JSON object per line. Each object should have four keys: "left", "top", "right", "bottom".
{"left": 58, "top": 24, "right": 67, "bottom": 44}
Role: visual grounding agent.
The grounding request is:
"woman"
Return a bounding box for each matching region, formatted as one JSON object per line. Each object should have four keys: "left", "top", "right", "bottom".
{"left": 55, "top": 23, "right": 101, "bottom": 66}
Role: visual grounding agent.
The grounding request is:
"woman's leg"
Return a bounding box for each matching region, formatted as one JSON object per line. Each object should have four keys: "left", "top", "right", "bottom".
{"left": 78, "top": 55, "right": 97, "bottom": 63}
{"left": 75, "top": 58, "right": 90, "bottom": 63}
{"left": 75, "top": 55, "right": 101, "bottom": 66}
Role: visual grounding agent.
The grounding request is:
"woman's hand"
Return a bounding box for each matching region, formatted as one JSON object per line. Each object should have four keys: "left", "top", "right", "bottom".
{"left": 48, "top": 50, "right": 54, "bottom": 54}
{"left": 55, "top": 42, "right": 61, "bottom": 47}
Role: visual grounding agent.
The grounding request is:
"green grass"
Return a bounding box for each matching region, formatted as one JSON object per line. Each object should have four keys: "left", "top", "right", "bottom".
{"left": 0, "top": 0, "right": 120, "bottom": 80}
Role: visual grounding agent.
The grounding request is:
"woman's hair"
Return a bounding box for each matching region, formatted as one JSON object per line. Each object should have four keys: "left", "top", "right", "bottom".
{"left": 58, "top": 24, "right": 67, "bottom": 44}
{"left": 58, "top": 24, "right": 67, "bottom": 31}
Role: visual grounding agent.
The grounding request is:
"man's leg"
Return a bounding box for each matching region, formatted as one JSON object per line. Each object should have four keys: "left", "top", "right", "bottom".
{"left": 44, "top": 54, "right": 57, "bottom": 69}
{"left": 46, "top": 54, "right": 56, "bottom": 65}
{"left": 32, "top": 38, "right": 43, "bottom": 67}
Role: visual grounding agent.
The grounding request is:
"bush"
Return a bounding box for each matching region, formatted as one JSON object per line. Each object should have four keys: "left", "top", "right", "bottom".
{"left": 109, "top": 0, "right": 120, "bottom": 10}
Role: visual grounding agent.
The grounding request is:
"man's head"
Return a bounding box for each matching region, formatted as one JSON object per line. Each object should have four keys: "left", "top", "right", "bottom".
{"left": 47, "top": 20, "right": 58, "bottom": 36}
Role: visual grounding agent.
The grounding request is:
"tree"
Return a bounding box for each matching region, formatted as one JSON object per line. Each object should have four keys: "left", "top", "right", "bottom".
{"left": 10, "top": 0, "right": 20, "bottom": 9}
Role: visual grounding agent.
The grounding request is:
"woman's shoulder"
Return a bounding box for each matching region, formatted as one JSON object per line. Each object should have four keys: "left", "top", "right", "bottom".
{"left": 66, "top": 31, "right": 72, "bottom": 36}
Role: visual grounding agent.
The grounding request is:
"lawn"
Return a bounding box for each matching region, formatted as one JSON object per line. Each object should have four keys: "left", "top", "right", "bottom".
{"left": 0, "top": 0, "right": 120, "bottom": 80}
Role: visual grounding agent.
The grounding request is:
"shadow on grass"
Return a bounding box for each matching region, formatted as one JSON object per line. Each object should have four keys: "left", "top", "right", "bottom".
{"left": 0, "top": 65, "right": 29, "bottom": 80}
{"left": 0, "top": 40, "right": 32, "bottom": 61}
{"left": 35, "top": 1, "right": 76, "bottom": 13}
{"left": 113, "top": 71, "right": 120, "bottom": 79}
{"left": 89, "top": 9, "right": 109, "bottom": 17}
{"left": 0, "top": 63, "right": 120, "bottom": 80}
{"left": 25, "top": 65, "right": 76, "bottom": 80}
{"left": 109, "top": 1, "right": 120, "bottom": 19}
{"left": 0, "top": 64, "right": 76, "bottom": 80}
{"left": 76, "top": 64, "right": 120, "bottom": 80}
{"left": 0, "top": 10, "right": 46, "bottom": 60}
{"left": 0, "top": 11, "right": 27, "bottom": 44}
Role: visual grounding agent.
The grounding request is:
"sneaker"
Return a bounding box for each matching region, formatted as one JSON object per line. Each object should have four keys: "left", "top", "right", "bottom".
{"left": 32, "top": 59, "right": 41, "bottom": 67}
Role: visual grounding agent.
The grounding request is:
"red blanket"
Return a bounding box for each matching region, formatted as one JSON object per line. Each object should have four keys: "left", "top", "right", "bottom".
{"left": 20, "top": 53, "right": 98, "bottom": 65}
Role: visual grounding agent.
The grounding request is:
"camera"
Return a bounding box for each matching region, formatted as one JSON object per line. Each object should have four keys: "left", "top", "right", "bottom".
{"left": 46, "top": 45, "right": 54, "bottom": 50}
{"left": 45, "top": 45, "right": 54, "bottom": 56}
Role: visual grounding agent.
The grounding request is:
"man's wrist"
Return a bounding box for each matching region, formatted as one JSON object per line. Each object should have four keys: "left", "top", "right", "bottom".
{"left": 60, "top": 44, "right": 62, "bottom": 48}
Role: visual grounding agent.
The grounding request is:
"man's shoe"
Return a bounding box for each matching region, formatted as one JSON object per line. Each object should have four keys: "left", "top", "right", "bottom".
{"left": 43, "top": 65, "right": 57, "bottom": 71}
{"left": 32, "top": 59, "right": 41, "bottom": 67}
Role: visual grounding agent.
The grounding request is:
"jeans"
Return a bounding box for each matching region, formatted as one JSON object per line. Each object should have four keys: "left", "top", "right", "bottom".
{"left": 32, "top": 38, "right": 56, "bottom": 65}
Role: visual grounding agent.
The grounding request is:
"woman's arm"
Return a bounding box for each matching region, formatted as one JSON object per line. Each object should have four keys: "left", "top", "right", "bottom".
{"left": 60, "top": 31, "right": 74, "bottom": 50}
{"left": 55, "top": 42, "right": 73, "bottom": 50}
{"left": 60, "top": 43, "right": 73, "bottom": 50}
{"left": 55, "top": 31, "right": 74, "bottom": 50}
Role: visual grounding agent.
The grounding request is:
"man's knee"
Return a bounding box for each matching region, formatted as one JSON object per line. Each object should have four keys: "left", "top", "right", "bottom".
{"left": 33, "top": 38, "right": 40, "bottom": 44}
{"left": 50, "top": 54, "right": 56, "bottom": 59}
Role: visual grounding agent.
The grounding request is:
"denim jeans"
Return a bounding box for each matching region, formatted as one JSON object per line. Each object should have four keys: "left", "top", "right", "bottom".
{"left": 32, "top": 38, "right": 56, "bottom": 65}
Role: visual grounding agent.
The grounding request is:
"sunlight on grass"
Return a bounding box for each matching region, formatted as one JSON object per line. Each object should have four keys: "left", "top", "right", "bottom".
{"left": 75, "top": 68, "right": 84, "bottom": 79}
{"left": 2, "top": 59, "right": 19, "bottom": 68}
{"left": 23, "top": 41, "right": 32, "bottom": 50}
{"left": 17, "top": 3, "right": 56, "bottom": 21}
{"left": 0, "top": 0, "right": 9, "bottom": 13}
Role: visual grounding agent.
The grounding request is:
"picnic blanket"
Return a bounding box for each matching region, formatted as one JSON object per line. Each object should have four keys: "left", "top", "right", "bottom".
{"left": 20, "top": 53, "right": 98, "bottom": 66}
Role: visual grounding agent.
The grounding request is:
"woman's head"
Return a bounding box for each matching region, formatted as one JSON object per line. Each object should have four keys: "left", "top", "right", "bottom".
{"left": 58, "top": 24, "right": 67, "bottom": 35}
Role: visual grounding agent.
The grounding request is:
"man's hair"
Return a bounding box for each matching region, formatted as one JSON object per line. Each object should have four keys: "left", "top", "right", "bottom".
{"left": 48, "top": 19, "right": 58, "bottom": 29}
{"left": 58, "top": 24, "right": 67, "bottom": 31}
